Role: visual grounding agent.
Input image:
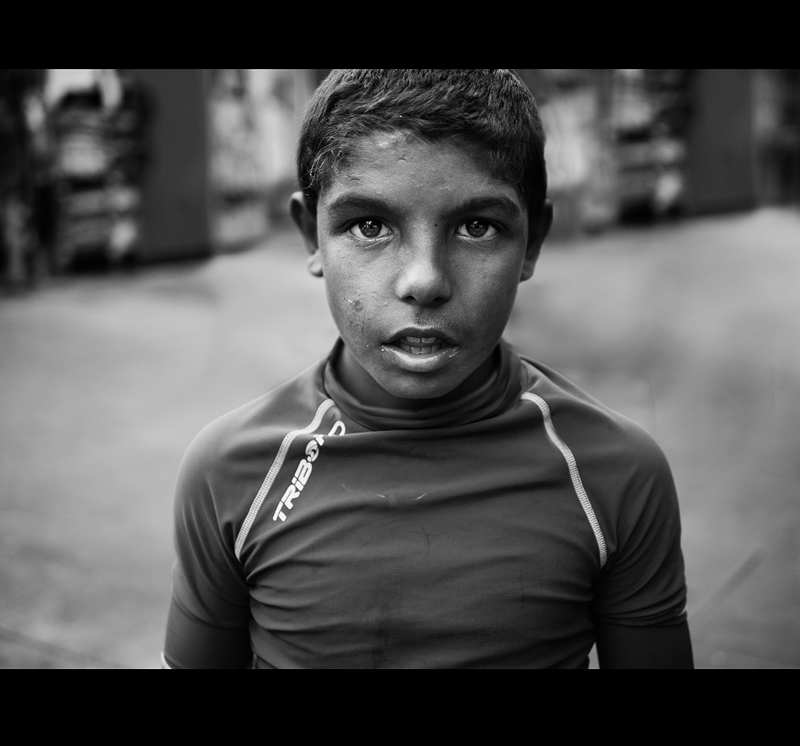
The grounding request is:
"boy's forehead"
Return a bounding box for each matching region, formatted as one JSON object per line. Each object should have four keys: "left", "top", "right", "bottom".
{"left": 318, "top": 131, "right": 525, "bottom": 216}
{"left": 361, "top": 130, "right": 416, "bottom": 155}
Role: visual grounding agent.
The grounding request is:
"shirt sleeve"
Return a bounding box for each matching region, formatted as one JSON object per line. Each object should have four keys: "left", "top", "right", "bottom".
{"left": 163, "top": 429, "right": 253, "bottom": 669}
{"left": 590, "top": 432, "right": 688, "bottom": 627}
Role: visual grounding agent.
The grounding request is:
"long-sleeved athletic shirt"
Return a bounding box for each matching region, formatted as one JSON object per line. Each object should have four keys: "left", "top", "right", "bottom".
{"left": 164, "top": 339, "right": 687, "bottom": 669}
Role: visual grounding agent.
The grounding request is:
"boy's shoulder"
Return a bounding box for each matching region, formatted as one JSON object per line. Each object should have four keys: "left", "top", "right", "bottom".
{"left": 521, "top": 355, "right": 667, "bottom": 465}
{"left": 177, "top": 357, "right": 330, "bottom": 495}
{"left": 520, "top": 354, "right": 679, "bottom": 556}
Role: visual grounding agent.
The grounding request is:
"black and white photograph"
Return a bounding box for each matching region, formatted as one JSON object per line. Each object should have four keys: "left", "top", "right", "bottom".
{"left": 1, "top": 69, "right": 799, "bottom": 668}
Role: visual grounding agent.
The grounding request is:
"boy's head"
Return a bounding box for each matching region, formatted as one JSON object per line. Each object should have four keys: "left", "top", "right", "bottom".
{"left": 297, "top": 69, "right": 548, "bottom": 218}
{"left": 291, "top": 70, "right": 552, "bottom": 405}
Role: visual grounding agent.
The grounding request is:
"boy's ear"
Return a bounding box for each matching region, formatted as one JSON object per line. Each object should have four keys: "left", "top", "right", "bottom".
{"left": 290, "top": 191, "right": 323, "bottom": 278}
{"left": 520, "top": 199, "right": 553, "bottom": 283}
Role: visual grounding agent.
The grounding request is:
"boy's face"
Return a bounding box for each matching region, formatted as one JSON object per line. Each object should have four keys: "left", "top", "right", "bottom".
{"left": 292, "top": 132, "right": 551, "bottom": 402}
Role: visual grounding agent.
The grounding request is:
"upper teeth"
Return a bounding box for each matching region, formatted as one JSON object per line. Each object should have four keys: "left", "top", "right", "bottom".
{"left": 404, "top": 336, "right": 438, "bottom": 344}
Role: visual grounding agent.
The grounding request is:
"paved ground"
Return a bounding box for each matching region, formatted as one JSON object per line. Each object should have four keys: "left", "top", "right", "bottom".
{"left": 2, "top": 207, "right": 799, "bottom": 668}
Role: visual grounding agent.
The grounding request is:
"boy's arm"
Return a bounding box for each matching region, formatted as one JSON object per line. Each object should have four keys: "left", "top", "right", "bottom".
{"left": 163, "top": 597, "right": 252, "bottom": 669}
{"left": 589, "top": 428, "right": 692, "bottom": 667}
{"left": 595, "top": 619, "right": 694, "bottom": 669}
{"left": 162, "top": 428, "right": 253, "bottom": 669}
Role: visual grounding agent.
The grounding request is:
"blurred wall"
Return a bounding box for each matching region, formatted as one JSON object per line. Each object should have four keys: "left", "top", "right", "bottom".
{"left": 684, "top": 69, "right": 758, "bottom": 215}
{"left": 129, "top": 69, "right": 314, "bottom": 261}
{"left": 516, "top": 69, "right": 799, "bottom": 236}
{"left": 129, "top": 69, "right": 212, "bottom": 262}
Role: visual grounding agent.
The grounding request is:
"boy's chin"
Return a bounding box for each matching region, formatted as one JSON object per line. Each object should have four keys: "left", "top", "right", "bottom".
{"left": 338, "top": 342, "right": 496, "bottom": 406}
{"left": 353, "top": 359, "right": 476, "bottom": 406}
{"left": 378, "top": 372, "right": 466, "bottom": 402}
{"left": 369, "top": 353, "right": 496, "bottom": 404}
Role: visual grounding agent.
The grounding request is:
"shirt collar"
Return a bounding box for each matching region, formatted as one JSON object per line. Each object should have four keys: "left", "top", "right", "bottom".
{"left": 323, "top": 338, "right": 523, "bottom": 430}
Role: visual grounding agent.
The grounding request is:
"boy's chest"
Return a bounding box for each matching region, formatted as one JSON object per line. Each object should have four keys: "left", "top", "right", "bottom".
{"left": 239, "top": 422, "right": 601, "bottom": 668}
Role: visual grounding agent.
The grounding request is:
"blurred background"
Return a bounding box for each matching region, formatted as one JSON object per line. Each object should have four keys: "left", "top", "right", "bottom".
{"left": 1, "top": 69, "right": 799, "bottom": 668}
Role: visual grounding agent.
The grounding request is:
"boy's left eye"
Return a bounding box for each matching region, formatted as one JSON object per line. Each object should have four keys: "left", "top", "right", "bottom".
{"left": 457, "top": 220, "right": 497, "bottom": 239}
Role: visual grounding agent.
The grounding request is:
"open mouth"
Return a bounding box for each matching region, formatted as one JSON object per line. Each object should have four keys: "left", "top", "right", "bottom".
{"left": 381, "top": 330, "right": 459, "bottom": 372}
{"left": 381, "top": 329, "right": 459, "bottom": 373}
{"left": 394, "top": 335, "right": 447, "bottom": 355}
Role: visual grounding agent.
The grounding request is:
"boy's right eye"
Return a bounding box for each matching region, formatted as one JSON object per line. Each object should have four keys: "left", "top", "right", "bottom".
{"left": 349, "top": 219, "right": 390, "bottom": 240}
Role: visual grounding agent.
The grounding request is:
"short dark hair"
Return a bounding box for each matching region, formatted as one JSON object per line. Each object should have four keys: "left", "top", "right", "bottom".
{"left": 297, "top": 69, "right": 547, "bottom": 215}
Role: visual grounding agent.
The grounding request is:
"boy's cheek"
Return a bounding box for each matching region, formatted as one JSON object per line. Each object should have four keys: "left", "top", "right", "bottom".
{"left": 325, "top": 282, "right": 372, "bottom": 342}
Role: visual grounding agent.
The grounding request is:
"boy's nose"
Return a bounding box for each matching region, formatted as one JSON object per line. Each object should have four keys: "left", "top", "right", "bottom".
{"left": 394, "top": 239, "right": 452, "bottom": 307}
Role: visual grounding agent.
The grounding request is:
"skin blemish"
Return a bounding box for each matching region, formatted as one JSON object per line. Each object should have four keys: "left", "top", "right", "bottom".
{"left": 349, "top": 299, "right": 364, "bottom": 312}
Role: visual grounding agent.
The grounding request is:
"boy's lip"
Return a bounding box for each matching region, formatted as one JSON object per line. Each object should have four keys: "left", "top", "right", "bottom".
{"left": 381, "top": 326, "right": 460, "bottom": 373}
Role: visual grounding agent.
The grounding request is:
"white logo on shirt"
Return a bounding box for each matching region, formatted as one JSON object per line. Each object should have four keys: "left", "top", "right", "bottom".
{"left": 273, "top": 419, "right": 346, "bottom": 522}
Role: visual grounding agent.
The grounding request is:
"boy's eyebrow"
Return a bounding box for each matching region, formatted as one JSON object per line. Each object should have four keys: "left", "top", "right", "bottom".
{"left": 325, "top": 194, "right": 394, "bottom": 216}
{"left": 324, "top": 193, "right": 522, "bottom": 218}
{"left": 451, "top": 195, "right": 522, "bottom": 218}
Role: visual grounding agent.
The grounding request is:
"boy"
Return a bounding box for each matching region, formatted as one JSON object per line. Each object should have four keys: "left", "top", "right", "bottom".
{"left": 163, "top": 69, "right": 692, "bottom": 668}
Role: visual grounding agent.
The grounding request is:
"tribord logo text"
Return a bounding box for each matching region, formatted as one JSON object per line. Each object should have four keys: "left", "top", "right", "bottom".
{"left": 273, "top": 420, "right": 345, "bottom": 522}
